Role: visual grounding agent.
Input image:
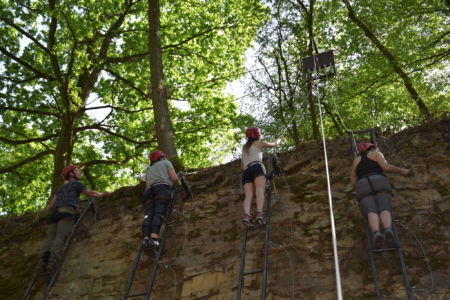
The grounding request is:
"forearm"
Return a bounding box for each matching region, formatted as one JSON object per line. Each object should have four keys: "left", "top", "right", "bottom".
{"left": 83, "top": 190, "right": 108, "bottom": 198}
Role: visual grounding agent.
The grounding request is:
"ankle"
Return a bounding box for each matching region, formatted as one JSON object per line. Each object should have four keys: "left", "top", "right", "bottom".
{"left": 372, "top": 230, "right": 380, "bottom": 236}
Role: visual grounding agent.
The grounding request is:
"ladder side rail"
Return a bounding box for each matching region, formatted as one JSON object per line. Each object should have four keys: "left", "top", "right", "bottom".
{"left": 22, "top": 274, "right": 38, "bottom": 300}
{"left": 236, "top": 226, "right": 249, "bottom": 300}
{"left": 349, "top": 131, "right": 357, "bottom": 159}
{"left": 351, "top": 131, "right": 381, "bottom": 298}
{"left": 362, "top": 209, "right": 382, "bottom": 300}
{"left": 391, "top": 220, "right": 414, "bottom": 300}
{"left": 261, "top": 178, "right": 273, "bottom": 300}
{"left": 144, "top": 184, "right": 180, "bottom": 300}
{"left": 41, "top": 199, "right": 95, "bottom": 300}
{"left": 369, "top": 129, "right": 377, "bottom": 146}
{"left": 123, "top": 243, "right": 145, "bottom": 299}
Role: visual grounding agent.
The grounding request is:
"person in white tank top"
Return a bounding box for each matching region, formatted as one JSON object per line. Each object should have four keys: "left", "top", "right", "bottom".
{"left": 241, "top": 127, "right": 283, "bottom": 227}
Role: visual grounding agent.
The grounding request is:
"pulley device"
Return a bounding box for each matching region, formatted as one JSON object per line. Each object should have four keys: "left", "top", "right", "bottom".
{"left": 349, "top": 129, "right": 413, "bottom": 300}
{"left": 302, "top": 50, "right": 336, "bottom": 83}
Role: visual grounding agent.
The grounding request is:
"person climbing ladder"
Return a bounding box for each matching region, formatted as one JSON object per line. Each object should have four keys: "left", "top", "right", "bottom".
{"left": 240, "top": 127, "right": 283, "bottom": 227}
{"left": 141, "top": 150, "right": 181, "bottom": 250}
{"left": 350, "top": 143, "right": 410, "bottom": 252}
{"left": 36, "top": 165, "right": 109, "bottom": 282}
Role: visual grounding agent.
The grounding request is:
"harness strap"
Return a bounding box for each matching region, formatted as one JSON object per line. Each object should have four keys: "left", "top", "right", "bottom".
{"left": 245, "top": 161, "right": 263, "bottom": 170}
{"left": 357, "top": 174, "right": 393, "bottom": 202}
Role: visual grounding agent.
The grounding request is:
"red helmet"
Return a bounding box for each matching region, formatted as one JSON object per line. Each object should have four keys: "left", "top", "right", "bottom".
{"left": 150, "top": 150, "right": 166, "bottom": 162}
{"left": 357, "top": 143, "right": 378, "bottom": 154}
{"left": 61, "top": 165, "right": 79, "bottom": 180}
{"left": 246, "top": 127, "right": 261, "bottom": 139}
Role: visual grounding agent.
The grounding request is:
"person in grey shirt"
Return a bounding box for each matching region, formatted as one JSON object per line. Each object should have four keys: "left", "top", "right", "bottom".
{"left": 142, "top": 150, "right": 181, "bottom": 248}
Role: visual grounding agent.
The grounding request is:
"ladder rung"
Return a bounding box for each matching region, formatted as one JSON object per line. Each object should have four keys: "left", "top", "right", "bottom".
{"left": 247, "top": 224, "right": 267, "bottom": 231}
{"left": 125, "top": 291, "right": 147, "bottom": 298}
{"left": 243, "top": 268, "right": 263, "bottom": 276}
{"left": 373, "top": 247, "right": 397, "bottom": 252}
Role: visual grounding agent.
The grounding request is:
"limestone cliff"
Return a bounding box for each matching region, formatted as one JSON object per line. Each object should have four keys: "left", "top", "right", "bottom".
{"left": 1, "top": 117, "right": 450, "bottom": 300}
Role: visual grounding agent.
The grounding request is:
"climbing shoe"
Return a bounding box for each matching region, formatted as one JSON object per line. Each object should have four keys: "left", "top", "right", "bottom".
{"left": 242, "top": 214, "right": 254, "bottom": 228}
{"left": 255, "top": 212, "right": 266, "bottom": 225}
{"left": 36, "top": 261, "right": 51, "bottom": 283}
{"left": 384, "top": 228, "right": 397, "bottom": 252}
{"left": 149, "top": 238, "right": 160, "bottom": 247}
{"left": 46, "top": 261, "right": 57, "bottom": 273}
{"left": 373, "top": 232, "right": 384, "bottom": 255}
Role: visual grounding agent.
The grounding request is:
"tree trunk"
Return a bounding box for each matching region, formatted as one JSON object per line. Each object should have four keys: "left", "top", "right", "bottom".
{"left": 147, "top": 0, "right": 184, "bottom": 171}
{"left": 51, "top": 116, "right": 75, "bottom": 196}
{"left": 342, "top": 0, "right": 431, "bottom": 120}
{"left": 306, "top": 2, "right": 320, "bottom": 140}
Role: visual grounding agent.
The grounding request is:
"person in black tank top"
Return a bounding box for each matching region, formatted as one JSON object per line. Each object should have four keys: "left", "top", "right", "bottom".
{"left": 350, "top": 143, "right": 410, "bottom": 253}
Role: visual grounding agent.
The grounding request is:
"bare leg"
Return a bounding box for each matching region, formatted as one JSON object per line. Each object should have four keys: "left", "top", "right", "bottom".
{"left": 243, "top": 183, "right": 255, "bottom": 215}
{"left": 254, "top": 176, "right": 266, "bottom": 214}
{"left": 367, "top": 212, "right": 380, "bottom": 232}
{"left": 379, "top": 210, "right": 392, "bottom": 229}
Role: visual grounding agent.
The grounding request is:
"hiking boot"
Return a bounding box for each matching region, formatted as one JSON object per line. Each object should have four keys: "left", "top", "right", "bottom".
{"left": 242, "top": 214, "right": 254, "bottom": 228}
{"left": 255, "top": 212, "right": 266, "bottom": 225}
{"left": 373, "top": 232, "right": 383, "bottom": 255}
{"left": 36, "top": 261, "right": 46, "bottom": 274}
{"left": 384, "top": 228, "right": 397, "bottom": 252}
{"left": 46, "top": 261, "right": 57, "bottom": 274}
{"left": 36, "top": 261, "right": 51, "bottom": 283}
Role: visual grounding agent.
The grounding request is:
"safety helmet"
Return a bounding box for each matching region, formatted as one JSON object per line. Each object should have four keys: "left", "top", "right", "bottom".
{"left": 357, "top": 143, "right": 378, "bottom": 154}
{"left": 150, "top": 150, "right": 166, "bottom": 162}
{"left": 61, "top": 165, "right": 79, "bottom": 180}
{"left": 246, "top": 127, "right": 261, "bottom": 139}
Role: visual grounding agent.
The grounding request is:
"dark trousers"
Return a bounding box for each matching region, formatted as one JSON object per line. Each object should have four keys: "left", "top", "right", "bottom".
{"left": 141, "top": 184, "right": 171, "bottom": 238}
{"left": 39, "top": 206, "right": 75, "bottom": 264}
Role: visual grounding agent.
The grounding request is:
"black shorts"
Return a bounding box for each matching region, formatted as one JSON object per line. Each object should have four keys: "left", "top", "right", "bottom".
{"left": 241, "top": 163, "right": 266, "bottom": 186}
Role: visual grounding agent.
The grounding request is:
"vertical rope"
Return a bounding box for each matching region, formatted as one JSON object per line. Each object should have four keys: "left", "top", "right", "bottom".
{"left": 312, "top": 46, "right": 343, "bottom": 300}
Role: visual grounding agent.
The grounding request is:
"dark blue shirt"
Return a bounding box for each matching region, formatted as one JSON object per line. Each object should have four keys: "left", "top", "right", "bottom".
{"left": 55, "top": 181, "right": 88, "bottom": 210}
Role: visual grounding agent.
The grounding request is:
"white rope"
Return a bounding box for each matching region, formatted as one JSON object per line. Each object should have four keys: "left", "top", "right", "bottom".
{"left": 312, "top": 50, "right": 343, "bottom": 300}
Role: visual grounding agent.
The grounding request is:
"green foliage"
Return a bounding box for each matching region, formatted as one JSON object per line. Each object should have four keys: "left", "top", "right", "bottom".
{"left": 0, "top": 0, "right": 269, "bottom": 215}
{"left": 242, "top": 0, "right": 450, "bottom": 148}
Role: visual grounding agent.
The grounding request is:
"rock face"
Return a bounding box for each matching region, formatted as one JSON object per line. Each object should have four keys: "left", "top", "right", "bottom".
{"left": 1, "top": 118, "right": 450, "bottom": 300}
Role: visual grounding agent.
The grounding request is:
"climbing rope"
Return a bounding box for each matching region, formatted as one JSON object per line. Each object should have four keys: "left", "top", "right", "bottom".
{"left": 313, "top": 53, "right": 343, "bottom": 300}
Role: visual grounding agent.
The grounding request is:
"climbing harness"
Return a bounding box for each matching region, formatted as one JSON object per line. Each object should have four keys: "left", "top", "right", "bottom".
{"left": 123, "top": 172, "right": 193, "bottom": 300}
{"left": 22, "top": 198, "right": 98, "bottom": 300}
{"left": 356, "top": 174, "right": 393, "bottom": 202}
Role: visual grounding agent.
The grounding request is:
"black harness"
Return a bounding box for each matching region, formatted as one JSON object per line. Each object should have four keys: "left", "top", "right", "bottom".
{"left": 357, "top": 173, "right": 393, "bottom": 202}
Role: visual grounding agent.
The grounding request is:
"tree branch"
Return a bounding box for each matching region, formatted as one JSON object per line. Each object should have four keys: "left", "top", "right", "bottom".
{"left": 0, "top": 149, "right": 54, "bottom": 174}
{"left": 0, "top": 105, "right": 59, "bottom": 117}
{"left": 0, "top": 17, "right": 50, "bottom": 53}
{"left": 105, "top": 68, "right": 151, "bottom": 99}
{"left": 0, "top": 46, "right": 56, "bottom": 81}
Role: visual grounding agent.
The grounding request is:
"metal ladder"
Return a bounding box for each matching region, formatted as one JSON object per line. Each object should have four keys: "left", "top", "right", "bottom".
{"left": 22, "top": 198, "right": 98, "bottom": 300}
{"left": 349, "top": 129, "right": 413, "bottom": 300}
{"left": 123, "top": 172, "right": 191, "bottom": 300}
{"left": 236, "top": 154, "right": 281, "bottom": 300}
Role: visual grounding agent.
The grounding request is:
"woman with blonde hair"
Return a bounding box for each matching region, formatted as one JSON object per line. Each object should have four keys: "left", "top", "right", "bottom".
{"left": 241, "top": 127, "right": 283, "bottom": 227}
